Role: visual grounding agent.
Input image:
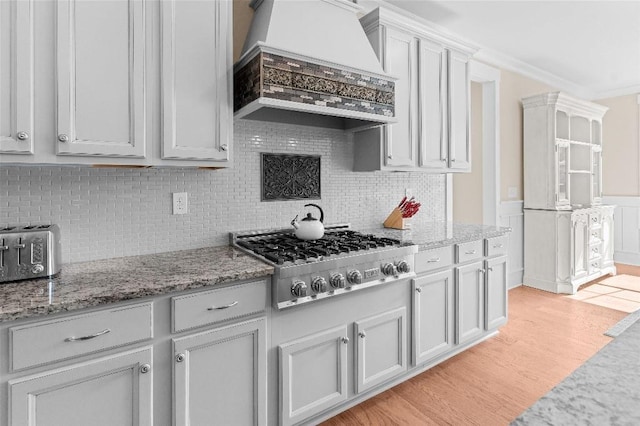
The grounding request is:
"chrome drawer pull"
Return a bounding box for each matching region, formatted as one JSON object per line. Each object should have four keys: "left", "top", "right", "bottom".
{"left": 64, "top": 328, "right": 111, "bottom": 342}
{"left": 207, "top": 301, "right": 238, "bottom": 311}
{"left": 465, "top": 250, "right": 476, "bottom": 255}
{"left": 427, "top": 257, "right": 441, "bottom": 263}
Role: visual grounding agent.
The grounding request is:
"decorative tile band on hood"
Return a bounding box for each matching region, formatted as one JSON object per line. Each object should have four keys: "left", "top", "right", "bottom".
{"left": 234, "top": 0, "right": 396, "bottom": 130}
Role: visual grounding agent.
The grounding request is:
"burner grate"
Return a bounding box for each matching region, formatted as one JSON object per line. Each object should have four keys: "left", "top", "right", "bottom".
{"left": 236, "top": 230, "right": 401, "bottom": 264}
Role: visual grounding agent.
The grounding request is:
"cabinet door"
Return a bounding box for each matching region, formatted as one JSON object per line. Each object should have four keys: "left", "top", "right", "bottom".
{"left": 279, "top": 325, "right": 348, "bottom": 426}
{"left": 56, "top": 0, "right": 146, "bottom": 157}
{"left": 161, "top": 0, "right": 232, "bottom": 162}
{"left": 418, "top": 38, "right": 446, "bottom": 169}
{"left": 485, "top": 256, "right": 508, "bottom": 330}
{"left": 0, "top": 0, "right": 34, "bottom": 155}
{"left": 601, "top": 207, "right": 614, "bottom": 266}
{"left": 9, "top": 347, "right": 153, "bottom": 426}
{"left": 413, "top": 270, "right": 454, "bottom": 365}
{"left": 447, "top": 49, "right": 470, "bottom": 171}
{"left": 355, "top": 307, "right": 407, "bottom": 393}
{"left": 173, "top": 317, "right": 266, "bottom": 426}
{"left": 571, "top": 213, "right": 589, "bottom": 279}
{"left": 382, "top": 27, "right": 418, "bottom": 168}
{"left": 555, "top": 142, "right": 570, "bottom": 207}
{"left": 591, "top": 146, "right": 602, "bottom": 205}
{"left": 455, "top": 261, "right": 484, "bottom": 345}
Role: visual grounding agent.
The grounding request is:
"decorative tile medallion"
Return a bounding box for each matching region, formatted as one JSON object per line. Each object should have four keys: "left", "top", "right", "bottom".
{"left": 235, "top": 51, "right": 395, "bottom": 118}
{"left": 261, "top": 153, "right": 321, "bottom": 201}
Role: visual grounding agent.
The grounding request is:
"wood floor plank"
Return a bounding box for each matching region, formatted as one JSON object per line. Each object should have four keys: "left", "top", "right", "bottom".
{"left": 321, "top": 277, "right": 628, "bottom": 426}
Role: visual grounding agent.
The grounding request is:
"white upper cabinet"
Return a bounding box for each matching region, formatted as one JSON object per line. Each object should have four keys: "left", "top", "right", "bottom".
{"left": 381, "top": 27, "right": 418, "bottom": 168}
{"left": 522, "top": 92, "right": 608, "bottom": 210}
{"left": 447, "top": 50, "right": 471, "bottom": 170}
{"left": 56, "top": 0, "right": 146, "bottom": 158}
{"left": 0, "top": 0, "right": 34, "bottom": 155}
{"left": 0, "top": 0, "right": 233, "bottom": 167}
{"left": 354, "top": 7, "right": 475, "bottom": 173}
{"left": 161, "top": 0, "right": 232, "bottom": 162}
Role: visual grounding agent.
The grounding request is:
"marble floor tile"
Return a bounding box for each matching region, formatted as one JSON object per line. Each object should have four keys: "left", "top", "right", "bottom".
{"left": 582, "top": 294, "right": 640, "bottom": 313}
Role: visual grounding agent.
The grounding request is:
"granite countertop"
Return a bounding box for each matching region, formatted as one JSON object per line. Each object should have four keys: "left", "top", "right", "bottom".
{"left": 0, "top": 246, "right": 274, "bottom": 323}
{"left": 367, "top": 221, "right": 511, "bottom": 251}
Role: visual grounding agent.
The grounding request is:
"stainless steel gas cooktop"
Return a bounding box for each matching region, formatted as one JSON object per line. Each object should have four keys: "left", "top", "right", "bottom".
{"left": 231, "top": 224, "right": 418, "bottom": 309}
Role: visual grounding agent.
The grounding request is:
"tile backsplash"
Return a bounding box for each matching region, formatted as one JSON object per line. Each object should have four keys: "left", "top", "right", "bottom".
{"left": 0, "top": 120, "right": 445, "bottom": 264}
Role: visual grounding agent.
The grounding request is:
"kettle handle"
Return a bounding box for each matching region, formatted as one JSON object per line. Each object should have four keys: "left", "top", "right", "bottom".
{"left": 304, "top": 203, "right": 324, "bottom": 223}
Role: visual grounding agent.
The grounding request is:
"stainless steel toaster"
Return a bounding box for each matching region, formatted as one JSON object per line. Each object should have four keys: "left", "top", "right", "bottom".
{"left": 0, "top": 225, "right": 61, "bottom": 283}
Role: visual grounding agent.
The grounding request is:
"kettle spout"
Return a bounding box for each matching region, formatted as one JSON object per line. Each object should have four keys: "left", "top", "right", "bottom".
{"left": 291, "top": 215, "right": 299, "bottom": 230}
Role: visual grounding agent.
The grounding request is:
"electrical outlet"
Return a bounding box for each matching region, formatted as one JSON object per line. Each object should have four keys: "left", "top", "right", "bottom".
{"left": 172, "top": 192, "right": 188, "bottom": 215}
{"left": 405, "top": 188, "right": 413, "bottom": 198}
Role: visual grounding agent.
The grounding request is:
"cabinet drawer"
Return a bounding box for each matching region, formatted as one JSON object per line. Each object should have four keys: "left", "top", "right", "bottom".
{"left": 172, "top": 280, "right": 266, "bottom": 333}
{"left": 10, "top": 302, "right": 153, "bottom": 371}
{"left": 589, "top": 212, "right": 601, "bottom": 226}
{"left": 455, "top": 240, "right": 483, "bottom": 264}
{"left": 414, "top": 246, "right": 453, "bottom": 274}
{"left": 485, "top": 236, "right": 508, "bottom": 257}
{"left": 589, "top": 244, "right": 601, "bottom": 260}
{"left": 589, "top": 258, "right": 601, "bottom": 274}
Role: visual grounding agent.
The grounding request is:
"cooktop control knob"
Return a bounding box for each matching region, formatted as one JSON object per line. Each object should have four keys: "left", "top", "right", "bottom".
{"left": 395, "top": 260, "right": 411, "bottom": 274}
{"left": 311, "top": 276, "right": 328, "bottom": 293}
{"left": 381, "top": 263, "right": 397, "bottom": 276}
{"left": 291, "top": 280, "right": 308, "bottom": 298}
{"left": 330, "top": 273, "right": 346, "bottom": 288}
{"left": 347, "top": 270, "right": 362, "bottom": 285}
{"left": 31, "top": 264, "right": 45, "bottom": 274}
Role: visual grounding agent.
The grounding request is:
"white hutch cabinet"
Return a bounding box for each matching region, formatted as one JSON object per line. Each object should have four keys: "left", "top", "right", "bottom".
{"left": 353, "top": 7, "right": 475, "bottom": 173}
{"left": 522, "top": 92, "right": 615, "bottom": 294}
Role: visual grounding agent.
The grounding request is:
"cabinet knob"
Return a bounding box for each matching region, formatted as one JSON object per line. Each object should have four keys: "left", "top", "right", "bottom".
{"left": 341, "top": 337, "right": 349, "bottom": 344}
{"left": 488, "top": 266, "right": 494, "bottom": 272}
{"left": 416, "top": 287, "right": 422, "bottom": 293}
{"left": 16, "top": 131, "right": 29, "bottom": 141}
{"left": 442, "top": 158, "right": 448, "bottom": 162}
{"left": 451, "top": 158, "right": 456, "bottom": 162}
{"left": 478, "top": 269, "right": 486, "bottom": 274}
{"left": 139, "top": 364, "right": 151, "bottom": 374}
{"left": 387, "top": 155, "right": 393, "bottom": 160}
{"left": 58, "top": 134, "right": 69, "bottom": 142}
{"left": 220, "top": 144, "right": 228, "bottom": 151}
{"left": 176, "top": 353, "right": 186, "bottom": 363}
{"left": 359, "top": 331, "right": 366, "bottom": 339}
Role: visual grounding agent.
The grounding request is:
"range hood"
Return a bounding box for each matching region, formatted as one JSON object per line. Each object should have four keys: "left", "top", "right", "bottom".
{"left": 234, "top": 0, "right": 396, "bottom": 130}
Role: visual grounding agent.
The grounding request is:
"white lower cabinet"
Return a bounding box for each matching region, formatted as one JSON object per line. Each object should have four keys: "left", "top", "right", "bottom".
{"left": 8, "top": 347, "right": 153, "bottom": 426}
{"left": 412, "top": 270, "right": 454, "bottom": 365}
{"left": 279, "top": 325, "right": 349, "bottom": 426}
{"left": 355, "top": 307, "right": 407, "bottom": 393}
{"left": 455, "top": 261, "right": 485, "bottom": 345}
{"left": 279, "top": 307, "right": 407, "bottom": 426}
{"left": 173, "top": 317, "right": 266, "bottom": 426}
{"left": 485, "top": 256, "right": 508, "bottom": 330}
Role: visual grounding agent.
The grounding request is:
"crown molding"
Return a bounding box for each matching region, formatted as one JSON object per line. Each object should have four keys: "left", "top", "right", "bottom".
{"left": 473, "top": 48, "right": 594, "bottom": 100}
{"left": 591, "top": 85, "right": 640, "bottom": 101}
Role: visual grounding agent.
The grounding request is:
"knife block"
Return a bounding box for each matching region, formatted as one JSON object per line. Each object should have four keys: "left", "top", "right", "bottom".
{"left": 383, "top": 207, "right": 411, "bottom": 230}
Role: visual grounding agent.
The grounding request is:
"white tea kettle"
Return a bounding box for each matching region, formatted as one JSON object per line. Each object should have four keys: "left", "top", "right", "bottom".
{"left": 291, "top": 204, "right": 325, "bottom": 240}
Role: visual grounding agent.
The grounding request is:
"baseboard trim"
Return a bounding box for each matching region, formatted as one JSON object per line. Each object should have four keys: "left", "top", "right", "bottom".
{"left": 614, "top": 252, "right": 640, "bottom": 266}
{"left": 508, "top": 269, "right": 523, "bottom": 289}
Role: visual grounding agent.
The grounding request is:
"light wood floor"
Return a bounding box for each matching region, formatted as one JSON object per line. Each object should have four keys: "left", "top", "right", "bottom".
{"left": 322, "top": 268, "right": 632, "bottom": 426}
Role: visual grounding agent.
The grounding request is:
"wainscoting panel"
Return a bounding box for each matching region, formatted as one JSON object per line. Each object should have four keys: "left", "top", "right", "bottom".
{"left": 603, "top": 196, "right": 640, "bottom": 266}
{"left": 499, "top": 200, "right": 524, "bottom": 288}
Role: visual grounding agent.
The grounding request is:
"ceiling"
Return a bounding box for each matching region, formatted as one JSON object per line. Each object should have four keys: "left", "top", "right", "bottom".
{"left": 381, "top": 0, "right": 640, "bottom": 100}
